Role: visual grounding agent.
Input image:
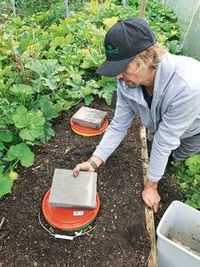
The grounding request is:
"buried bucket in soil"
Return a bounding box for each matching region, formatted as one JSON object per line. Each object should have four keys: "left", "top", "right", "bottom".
{"left": 70, "top": 118, "right": 109, "bottom": 136}
{"left": 39, "top": 189, "right": 100, "bottom": 240}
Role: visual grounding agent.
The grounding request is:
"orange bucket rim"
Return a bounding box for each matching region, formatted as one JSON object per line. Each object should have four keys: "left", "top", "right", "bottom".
{"left": 42, "top": 189, "right": 100, "bottom": 231}
{"left": 70, "top": 119, "right": 109, "bottom": 135}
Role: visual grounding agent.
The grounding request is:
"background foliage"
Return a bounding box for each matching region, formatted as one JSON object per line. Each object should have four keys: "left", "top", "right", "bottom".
{"left": 173, "top": 154, "right": 200, "bottom": 209}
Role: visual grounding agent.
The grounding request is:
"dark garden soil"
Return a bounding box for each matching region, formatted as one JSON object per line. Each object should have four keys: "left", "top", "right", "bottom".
{"left": 0, "top": 100, "right": 183, "bottom": 267}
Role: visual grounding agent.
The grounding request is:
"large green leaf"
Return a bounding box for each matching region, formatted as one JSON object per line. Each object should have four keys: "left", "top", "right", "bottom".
{"left": 185, "top": 154, "right": 200, "bottom": 175}
{"left": 50, "top": 36, "right": 66, "bottom": 49}
{"left": 7, "top": 143, "right": 34, "bottom": 167}
{"left": 10, "top": 84, "right": 34, "bottom": 95}
{"left": 25, "top": 60, "right": 44, "bottom": 77}
{"left": 53, "top": 100, "right": 74, "bottom": 113}
{"left": 0, "top": 175, "right": 13, "bottom": 198}
{"left": 49, "top": 24, "right": 70, "bottom": 37}
{"left": 25, "top": 59, "right": 65, "bottom": 90}
{"left": 50, "top": 34, "right": 74, "bottom": 49}
{"left": 103, "top": 17, "right": 119, "bottom": 28}
{"left": 39, "top": 97, "right": 58, "bottom": 120}
{"left": 185, "top": 154, "right": 200, "bottom": 166}
{"left": 12, "top": 106, "right": 45, "bottom": 141}
{"left": 66, "top": 74, "right": 84, "bottom": 91}
{"left": 84, "top": 95, "right": 94, "bottom": 106}
{"left": 25, "top": 59, "right": 66, "bottom": 77}
{"left": 97, "top": 77, "right": 116, "bottom": 105}
{"left": 81, "top": 49, "right": 103, "bottom": 69}
{"left": 41, "top": 76, "right": 60, "bottom": 90}
{"left": 0, "top": 142, "right": 4, "bottom": 151}
{"left": 174, "top": 153, "right": 200, "bottom": 209}
{"left": 19, "top": 32, "right": 34, "bottom": 53}
{"left": 0, "top": 165, "right": 5, "bottom": 174}
{"left": 0, "top": 130, "right": 13, "bottom": 142}
{"left": 40, "top": 121, "right": 55, "bottom": 143}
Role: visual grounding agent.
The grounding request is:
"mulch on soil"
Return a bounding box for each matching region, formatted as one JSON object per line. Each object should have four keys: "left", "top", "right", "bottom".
{"left": 0, "top": 100, "right": 183, "bottom": 267}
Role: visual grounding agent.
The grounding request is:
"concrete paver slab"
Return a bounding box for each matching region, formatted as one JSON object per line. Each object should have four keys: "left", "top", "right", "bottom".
{"left": 49, "top": 169, "right": 97, "bottom": 209}
{"left": 72, "top": 106, "right": 107, "bottom": 129}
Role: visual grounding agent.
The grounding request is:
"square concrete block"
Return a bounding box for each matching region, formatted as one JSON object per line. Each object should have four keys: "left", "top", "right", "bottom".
{"left": 72, "top": 106, "right": 107, "bottom": 129}
{"left": 49, "top": 169, "right": 97, "bottom": 209}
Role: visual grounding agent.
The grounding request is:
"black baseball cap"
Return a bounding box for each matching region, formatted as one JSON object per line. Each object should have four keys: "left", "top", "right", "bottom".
{"left": 96, "top": 18, "right": 157, "bottom": 77}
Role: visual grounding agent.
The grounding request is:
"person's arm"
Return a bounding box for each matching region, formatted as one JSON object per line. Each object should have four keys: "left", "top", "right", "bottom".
{"left": 73, "top": 83, "right": 136, "bottom": 176}
{"left": 92, "top": 86, "right": 135, "bottom": 162}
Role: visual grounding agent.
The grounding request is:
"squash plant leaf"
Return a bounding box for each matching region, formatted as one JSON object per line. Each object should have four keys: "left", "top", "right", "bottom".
{"left": 0, "top": 142, "right": 4, "bottom": 151}
{"left": 103, "top": 17, "right": 119, "bottom": 28}
{"left": 25, "top": 59, "right": 66, "bottom": 78}
{"left": 50, "top": 34, "right": 74, "bottom": 49}
{"left": 50, "top": 36, "right": 67, "bottom": 49}
{"left": 7, "top": 143, "right": 34, "bottom": 167}
{"left": 0, "top": 130, "right": 13, "bottom": 142}
{"left": 39, "top": 96, "right": 58, "bottom": 120}
{"left": 25, "top": 59, "right": 65, "bottom": 90}
{"left": 0, "top": 165, "right": 5, "bottom": 174}
{"left": 0, "top": 174, "right": 13, "bottom": 198}
{"left": 10, "top": 84, "right": 34, "bottom": 95}
{"left": 97, "top": 77, "right": 116, "bottom": 105}
{"left": 12, "top": 106, "right": 45, "bottom": 141}
{"left": 41, "top": 76, "right": 60, "bottom": 90}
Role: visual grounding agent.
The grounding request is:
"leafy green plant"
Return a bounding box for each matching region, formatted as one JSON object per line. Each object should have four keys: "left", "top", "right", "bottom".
{"left": 12, "top": 106, "right": 45, "bottom": 142}
{"left": 25, "top": 59, "right": 66, "bottom": 91}
{"left": 0, "top": 142, "right": 34, "bottom": 197}
{"left": 173, "top": 154, "right": 200, "bottom": 209}
{"left": 0, "top": 173, "right": 13, "bottom": 198}
{"left": 97, "top": 77, "right": 116, "bottom": 105}
{"left": 7, "top": 143, "right": 34, "bottom": 167}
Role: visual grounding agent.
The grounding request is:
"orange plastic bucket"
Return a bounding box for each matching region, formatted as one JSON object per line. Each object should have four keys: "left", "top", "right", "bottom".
{"left": 42, "top": 189, "right": 100, "bottom": 231}
{"left": 70, "top": 119, "right": 109, "bottom": 136}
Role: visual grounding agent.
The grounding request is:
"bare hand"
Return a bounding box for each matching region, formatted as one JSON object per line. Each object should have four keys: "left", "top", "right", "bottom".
{"left": 73, "top": 156, "right": 103, "bottom": 177}
{"left": 73, "top": 162, "right": 95, "bottom": 177}
{"left": 142, "top": 179, "right": 160, "bottom": 213}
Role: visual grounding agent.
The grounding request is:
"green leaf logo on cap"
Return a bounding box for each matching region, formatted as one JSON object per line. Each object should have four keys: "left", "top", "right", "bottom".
{"left": 106, "top": 45, "right": 119, "bottom": 56}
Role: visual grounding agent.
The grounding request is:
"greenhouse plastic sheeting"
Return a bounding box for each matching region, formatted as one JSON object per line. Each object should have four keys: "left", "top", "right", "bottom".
{"left": 163, "top": 0, "right": 200, "bottom": 59}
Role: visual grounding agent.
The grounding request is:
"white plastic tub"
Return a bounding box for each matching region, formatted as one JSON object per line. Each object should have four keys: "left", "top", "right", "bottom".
{"left": 157, "top": 200, "right": 200, "bottom": 267}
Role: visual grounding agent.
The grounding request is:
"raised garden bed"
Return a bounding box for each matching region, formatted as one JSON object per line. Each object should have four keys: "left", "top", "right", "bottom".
{"left": 0, "top": 101, "right": 183, "bottom": 267}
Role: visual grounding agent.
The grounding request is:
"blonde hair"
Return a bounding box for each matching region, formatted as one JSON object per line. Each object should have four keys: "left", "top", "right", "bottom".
{"left": 133, "top": 42, "right": 166, "bottom": 71}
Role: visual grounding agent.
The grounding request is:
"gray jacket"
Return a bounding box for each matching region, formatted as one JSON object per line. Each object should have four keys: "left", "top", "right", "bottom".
{"left": 94, "top": 52, "right": 200, "bottom": 181}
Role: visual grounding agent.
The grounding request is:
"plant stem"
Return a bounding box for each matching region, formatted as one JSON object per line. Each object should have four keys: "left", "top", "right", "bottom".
{"left": 122, "top": 0, "right": 128, "bottom": 7}
{"left": 10, "top": 0, "right": 16, "bottom": 17}
{"left": 64, "top": 0, "right": 69, "bottom": 17}
{"left": 0, "top": 217, "right": 5, "bottom": 230}
{"left": 140, "top": 0, "right": 148, "bottom": 18}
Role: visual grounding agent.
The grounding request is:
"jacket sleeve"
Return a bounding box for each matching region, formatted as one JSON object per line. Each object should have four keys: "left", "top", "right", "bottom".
{"left": 147, "top": 87, "right": 200, "bottom": 182}
{"left": 93, "top": 87, "right": 135, "bottom": 162}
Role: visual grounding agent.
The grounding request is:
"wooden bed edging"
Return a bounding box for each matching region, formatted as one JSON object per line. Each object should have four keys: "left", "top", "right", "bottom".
{"left": 139, "top": 126, "right": 158, "bottom": 267}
